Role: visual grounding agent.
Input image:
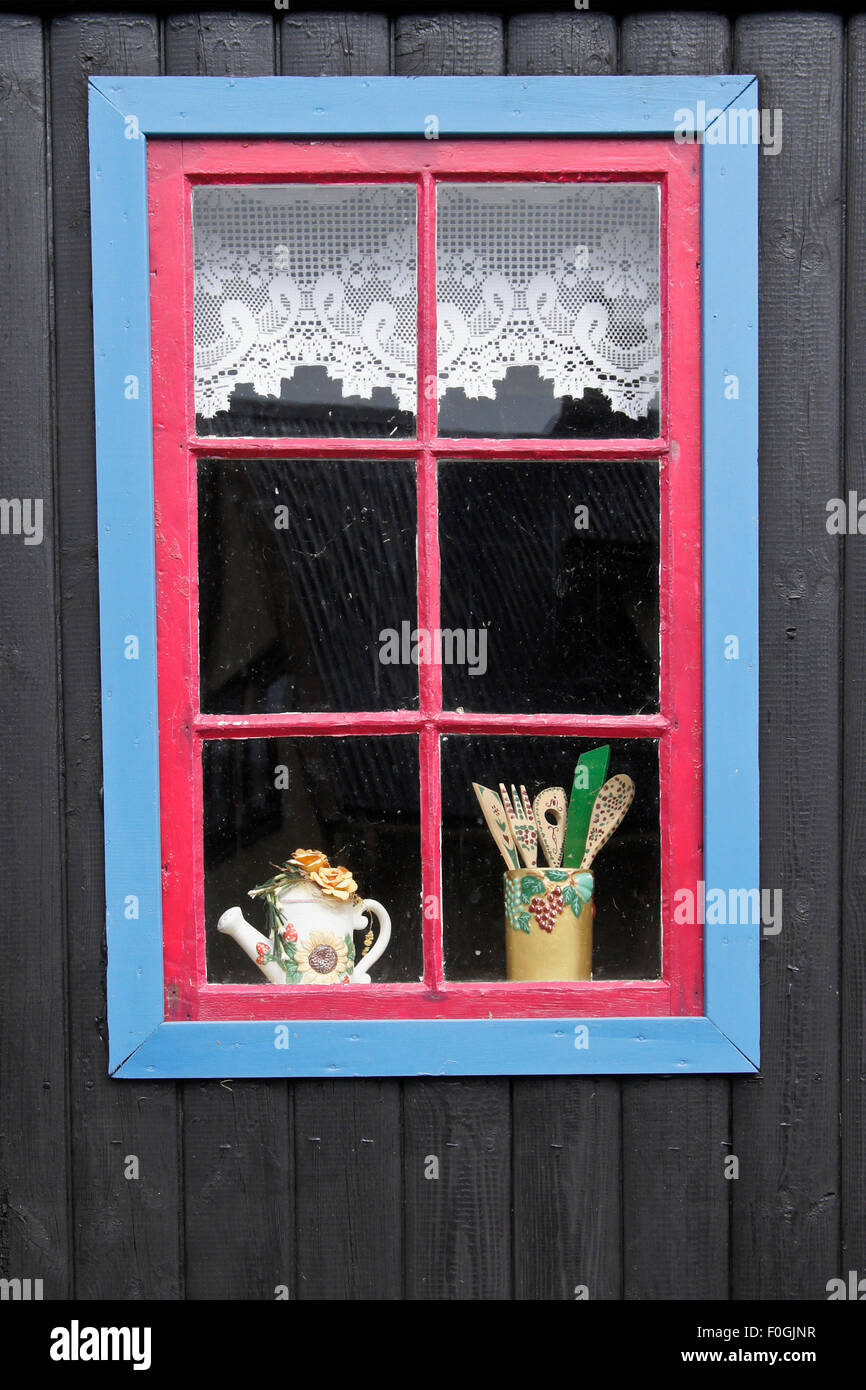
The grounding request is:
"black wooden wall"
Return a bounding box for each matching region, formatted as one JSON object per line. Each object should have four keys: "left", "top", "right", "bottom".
{"left": 0, "top": 6, "right": 861, "bottom": 1300}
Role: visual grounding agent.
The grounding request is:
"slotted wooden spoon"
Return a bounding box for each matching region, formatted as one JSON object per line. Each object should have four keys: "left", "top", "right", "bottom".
{"left": 533, "top": 786, "right": 567, "bottom": 868}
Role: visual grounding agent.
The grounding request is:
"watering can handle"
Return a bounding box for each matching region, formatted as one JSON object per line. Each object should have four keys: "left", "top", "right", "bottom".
{"left": 352, "top": 899, "right": 391, "bottom": 983}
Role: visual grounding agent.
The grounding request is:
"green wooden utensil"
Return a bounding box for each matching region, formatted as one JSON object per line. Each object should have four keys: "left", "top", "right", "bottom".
{"left": 562, "top": 745, "right": 610, "bottom": 867}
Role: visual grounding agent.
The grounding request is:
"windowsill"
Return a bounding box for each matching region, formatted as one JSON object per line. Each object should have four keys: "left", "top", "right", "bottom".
{"left": 182, "top": 977, "right": 677, "bottom": 1023}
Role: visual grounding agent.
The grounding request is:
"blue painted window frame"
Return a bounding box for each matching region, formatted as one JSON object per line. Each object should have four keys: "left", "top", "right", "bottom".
{"left": 89, "top": 75, "right": 759, "bottom": 1078}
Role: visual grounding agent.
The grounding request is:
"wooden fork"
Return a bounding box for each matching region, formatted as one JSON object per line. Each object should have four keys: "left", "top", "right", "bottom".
{"left": 499, "top": 783, "right": 538, "bottom": 868}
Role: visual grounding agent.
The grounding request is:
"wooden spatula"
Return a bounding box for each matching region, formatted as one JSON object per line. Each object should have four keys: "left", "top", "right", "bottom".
{"left": 579, "top": 774, "right": 635, "bottom": 869}
{"left": 562, "top": 745, "right": 610, "bottom": 867}
{"left": 472, "top": 782, "right": 520, "bottom": 870}
{"left": 499, "top": 783, "right": 537, "bottom": 867}
{"left": 533, "top": 786, "right": 567, "bottom": 868}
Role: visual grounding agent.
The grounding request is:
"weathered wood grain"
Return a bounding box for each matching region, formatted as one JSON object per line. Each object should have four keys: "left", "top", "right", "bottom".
{"left": 280, "top": 11, "right": 389, "bottom": 75}
{"left": 0, "top": 13, "right": 71, "bottom": 1301}
{"left": 394, "top": 12, "right": 504, "bottom": 76}
{"left": 294, "top": 1080, "right": 402, "bottom": 1298}
{"left": 513, "top": 1078, "right": 621, "bottom": 1299}
{"left": 842, "top": 12, "right": 866, "bottom": 1284}
{"left": 183, "top": 1081, "right": 295, "bottom": 1299}
{"left": 49, "top": 11, "right": 181, "bottom": 1299}
{"left": 507, "top": 8, "right": 620, "bottom": 1303}
{"left": 620, "top": 10, "right": 731, "bottom": 74}
{"left": 732, "top": 12, "right": 843, "bottom": 1299}
{"left": 623, "top": 1080, "right": 730, "bottom": 1299}
{"left": 618, "top": 10, "right": 733, "bottom": 1301}
{"left": 508, "top": 11, "right": 616, "bottom": 76}
{"left": 403, "top": 1079, "right": 511, "bottom": 1299}
{"left": 164, "top": 10, "right": 275, "bottom": 74}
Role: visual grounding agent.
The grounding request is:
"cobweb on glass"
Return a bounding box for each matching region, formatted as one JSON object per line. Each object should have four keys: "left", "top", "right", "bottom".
{"left": 193, "top": 185, "right": 417, "bottom": 433}
{"left": 436, "top": 183, "right": 661, "bottom": 437}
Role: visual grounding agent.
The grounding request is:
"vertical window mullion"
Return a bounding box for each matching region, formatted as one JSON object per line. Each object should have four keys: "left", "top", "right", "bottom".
{"left": 184, "top": 170, "right": 209, "bottom": 1006}
{"left": 416, "top": 172, "right": 444, "bottom": 987}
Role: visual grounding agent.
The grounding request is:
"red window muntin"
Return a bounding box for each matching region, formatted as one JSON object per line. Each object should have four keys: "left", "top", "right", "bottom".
{"left": 148, "top": 137, "right": 702, "bottom": 1023}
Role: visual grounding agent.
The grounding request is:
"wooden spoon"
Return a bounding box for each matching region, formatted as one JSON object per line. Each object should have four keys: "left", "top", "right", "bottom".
{"left": 579, "top": 774, "right": 635, "bottom": 869}
{"left": 533, "top": 787, "right": 567, "bottom": 868}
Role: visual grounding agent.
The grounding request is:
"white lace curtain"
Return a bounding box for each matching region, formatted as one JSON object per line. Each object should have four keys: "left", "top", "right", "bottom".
{"left": 193, "top": 181, "right": 660, "bottom": 424}
{"left": 436, "top": 182, "right": 660, "bottom": 421}
{"left": 193, "top": 184, "right": 418, "bottom": 418}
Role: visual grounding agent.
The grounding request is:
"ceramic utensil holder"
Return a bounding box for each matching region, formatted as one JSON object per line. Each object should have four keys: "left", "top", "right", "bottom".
{"left": 504, "top": 867, "right": 593, "bottom": 982}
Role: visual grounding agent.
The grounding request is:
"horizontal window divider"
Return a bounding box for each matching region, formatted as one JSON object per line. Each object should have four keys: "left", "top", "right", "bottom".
{"left": 188, "top": 436, "right": 421, "bottom": 457}
{"left": 193, "top": 711, "right": 424, "bottom": 736}
{"left": 185, "top": 170, "right": 425, "bottom": 186}
{"left": 187, "top": 435, "right": 668, "bottom": 459}
{"left": 193, "top": 977, "right": 673, "bottom": 1023}
{"left": 424, "top": 438, "right": 667, "bottom": 460}
{"left": 192, "top": 711, "right": 670, "bottom": 739}
{"left": 434, "top": 711, "right": 669, "bottom": 736}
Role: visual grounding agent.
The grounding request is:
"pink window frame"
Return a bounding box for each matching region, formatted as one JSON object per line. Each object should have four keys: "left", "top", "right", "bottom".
{"left": 148, "top": 136, "right": 702, "bottom": 1024}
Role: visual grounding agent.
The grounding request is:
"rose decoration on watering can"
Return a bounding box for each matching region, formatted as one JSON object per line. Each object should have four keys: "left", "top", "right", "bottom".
{"left": 217, "top": 849, "right": 391, "bottom": 985}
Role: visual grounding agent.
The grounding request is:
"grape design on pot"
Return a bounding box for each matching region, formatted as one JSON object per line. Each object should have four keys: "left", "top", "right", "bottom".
{"left": 505, "top": 875, "right": 527, "bottom": 933}
{"left": 528, "top": 885, "right": 564, "bottom": 933}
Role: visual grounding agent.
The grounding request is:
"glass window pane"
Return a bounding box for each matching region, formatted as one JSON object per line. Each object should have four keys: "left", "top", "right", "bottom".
{"left": 436, "top": 182, "right": 660, "bottom": 438}
{"left": 203, "top": 735, "right": 423, "bottom": 984}
{"left": 438, "top": 459, "right": 660, "bottom": 713}
{"left": 193, "top": 185, "right": 417, "bottom": 437}
{"left": 441, "top": 735, "right": 661, "bottom": 982}
{"left": 198, "top": 457, "right": 418, "bottom": 714}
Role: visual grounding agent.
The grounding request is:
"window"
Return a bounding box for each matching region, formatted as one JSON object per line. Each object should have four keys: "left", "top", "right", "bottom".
{"left": 90, "top": 75, "right": 759, "bottom": 1076}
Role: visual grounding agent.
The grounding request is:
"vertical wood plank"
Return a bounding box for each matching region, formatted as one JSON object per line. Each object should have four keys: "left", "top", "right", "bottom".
{"left": 732, "top": 12, "right": 843, "bottom": 1298}
{"left": 396, "top": 11, "right": 512, "bottom": 1301}
{"left": 508, "top": 11, "right": 616, "bottom": 76}
{"left": 618, "top": 11, "right": 732, "bottom": 1301}
{"left": 163, "top": 10, "right": 275, "bottom": 74}
{"left": 622, "top": 1081, "right": 730, "bottom": 1299}
{"left": 513, "top": 1078, "right": 621, "bottom": 1299}
{"left": 620, "top": 11, "right": 731, "bottom": 74}
{"left": 294, "top": 1080, "right": 402, "bottom": 1299}
{"left": 49, "top": 12, "right": 181, "bottom": 1299}
{"left": 843, "top": 14, "right": 866, "bottom": 1283}
{"left": 403, "top": 1080, "right": 511, "bottom": 1299}
{"left": 0, "top": 13, "right": 71, "bottom": 1300}
{"left": 280, "top": 11, "right": 389, "bottom": 75}
{"left": 181, "top": 1072, "right": 295, "bottom": 1299}
{"left": 164, "top": 12, "right": 296, "bottom": 1301}
{"left": 183, "top": 1080, "right": 294, "bottom": 1300}
{"left": 507, "top": 8, "right": 619, "bottom": 1303}
{"left": 394, "top": 12, "right": 504, "bottom": 76}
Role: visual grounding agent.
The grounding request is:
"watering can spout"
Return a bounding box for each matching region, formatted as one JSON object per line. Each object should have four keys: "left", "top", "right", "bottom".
{"left": 217, "top": 907, "right": 286, "bottom": 984}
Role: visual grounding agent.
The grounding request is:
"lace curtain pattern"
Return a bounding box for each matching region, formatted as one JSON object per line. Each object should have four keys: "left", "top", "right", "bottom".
{"left": 436, "top": 183, "right": 660, "bottom": 423}
{"left": 192, "top": 181, "right": 660, "bottom": 427}
{"left": 193, "top": 185, "right": 418, "bottom": 419}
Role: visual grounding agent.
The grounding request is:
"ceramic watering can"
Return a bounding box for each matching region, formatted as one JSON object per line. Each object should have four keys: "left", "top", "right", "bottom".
{"left": 218, "top": 877, "right": 391, "bottom": 985}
